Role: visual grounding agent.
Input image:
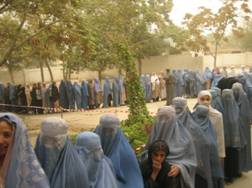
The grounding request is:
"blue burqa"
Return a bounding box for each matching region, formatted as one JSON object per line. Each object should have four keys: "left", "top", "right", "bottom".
{"left": 211, "top": 73, "right": 223, "bottom": 88}
{"left": 66, "top": 81, "right": 75, "bottom": 109}
{"left": 203, "top": 67, "right": 213, "bottom": 81}
{"left": 192, "top": 105, "right": 224, "bottom": 188}
{"left": 94, "top": 114, "right": 144, "bottom": 188}
{"left": 112, "top": 78, "right": 120, "bottom": 107}
{"left": 172, "top": 98, "right": 213, "bottom": 188}
{"left": 232, "top": 83, "right": 252, "bottom": 171}
{"left": 103, "top": 78, "right": 111, "bottom": 108}
{"left": 209, "top": 87, "right": 224, "bottom": 114}
{"left": 81, "top": 80, "right": 89, "bottom": 109}
{"left": 140, "top": 75, "right": 147, "bottom": 100}
{"left": 195, "top": 71, "right": 205, "bottom": 94}
{"left": 149, "top": 106, "right": 197, "bottom": 188}
{"left": 0, "top": 82, "right": 4, "bottom": 103}
{"left": 35, "top": 117, "right": 89, "bottom": 188}
{"left": 172, "top": 70, "right": 179, "bottom": 97}
{"left": 76, "top": 132, "right": 118, "bottom": 188}
{"left": 59, "top": 80, "right": 69, "bottom": 109}
{"left": 177, "top": 70, "right": 185, "bottom": 97}
{"left": 0, "top": 113, "right": 50, "bottom": 188}
{"left": 221, "top": 89, "right": 241, "bottom": 148}
{"left": 73, "top": 82, "right": 82, "bottom": 109}
{"left": 145, "top": 75, "right": 152, "bottom": 102}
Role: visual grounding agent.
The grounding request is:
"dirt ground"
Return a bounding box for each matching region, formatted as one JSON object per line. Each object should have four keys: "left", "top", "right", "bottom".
{"left": 20, "top": 99, "right": 252, "bottom": 187}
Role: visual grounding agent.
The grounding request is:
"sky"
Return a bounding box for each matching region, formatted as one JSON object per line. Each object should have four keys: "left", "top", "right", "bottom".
{"left": 169, "top": 0, "right": 250, "bottom": 26}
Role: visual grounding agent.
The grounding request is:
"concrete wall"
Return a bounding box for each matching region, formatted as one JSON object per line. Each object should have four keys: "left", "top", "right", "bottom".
{"left": 140, "top": 53, "right": 203, "bottom": 74}
{"left": 1, "top": 52, "right": 252, "bottom": 84}
{"left": 203, "top": 52, "right": 252, "bottom": 70}
{"left": 0, "top": 67, "right": 119, "bottom": 84}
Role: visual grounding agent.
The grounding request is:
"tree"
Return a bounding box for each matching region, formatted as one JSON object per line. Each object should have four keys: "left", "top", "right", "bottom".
{"left": 240, "top": 23, "right": 252, "bottom": 51}
{"left": 183, "top": 0, "right": 251, "bottom": 67}
{"left": 0, "top": 0, "right": 75, "bottom": 82}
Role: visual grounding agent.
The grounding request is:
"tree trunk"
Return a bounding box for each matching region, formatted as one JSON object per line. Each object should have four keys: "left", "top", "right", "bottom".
{"left": 98, "top": 70, "right": 102, "bottom": 83}
{"left": 39, "top": 61, "right": 45, "bottom": 82}
{"left": 68, "top": 67, "right": 72, "bottom": 80}
{"left": 138, "top": 58, "right": 142, "bottom": 75}
{"left": 214, "top": 42, "right": 218, "bottom": 68}
{"left": 45, "top": 60, "right": 54, "bottom": 82}
{"left": 62, "top": 62, "right": 67, "bottom": 80}
{"left": 7, "top": 65, "right": 15, "bottom": 83}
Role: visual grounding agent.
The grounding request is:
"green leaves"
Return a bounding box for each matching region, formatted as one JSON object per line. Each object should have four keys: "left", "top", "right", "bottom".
{"left": 183, "top": 0, "right": 251, "bottom": 67}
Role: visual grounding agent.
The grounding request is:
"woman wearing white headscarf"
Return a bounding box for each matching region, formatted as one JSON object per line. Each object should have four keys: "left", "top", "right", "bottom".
{"left": 76, "top": 131, "right": 118, "bottom": 188}
{"left": 192, "top": 105, "right": 224, "bottom": 188}
{"left": 35, "top": 117, "right": 89, "bottom": 188}
{"left": 0, "top": 113, "right": 49, "bottom": 188}
{"left": 149, "top": 106, "right": 197, "bottom": 188}
{"left": 196, "top": 90, "right": 226, "bottom": 161}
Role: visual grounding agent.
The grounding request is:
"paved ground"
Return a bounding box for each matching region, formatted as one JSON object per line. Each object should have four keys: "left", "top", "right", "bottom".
{"left": 21, "top": 99, "right": 252, "bottom": 187}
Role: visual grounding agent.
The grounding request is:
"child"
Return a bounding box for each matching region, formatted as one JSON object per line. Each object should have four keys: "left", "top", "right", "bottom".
{"left": 140, "top": 140, "right": 180, "bottom": 188}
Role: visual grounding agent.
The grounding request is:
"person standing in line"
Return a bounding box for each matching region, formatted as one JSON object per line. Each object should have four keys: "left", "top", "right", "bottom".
{"left": 48, "top": 81, "right": 59, "bottom": 112}
{"left": 0, "top": 113, "right": 50, "bottom": 188}
{"left": 103, "top": 77, "right": 111, "bottom": 108}
{"left": 196, "top": 91, "right": 226, "bottom": 163}
{"left": 164, "top": 69, "right": 175, "bottom": 105}
{"left": 35, "top": 117, "right": 89, "bottom": 188}
{"left": 76, "top": 132, "right": 118, "bottom": 188}
{"left": 25, "top": 84, "right": 32, "bottom": 107}
{"left": 203, "top": 67, "right": 213, "bottom": 90}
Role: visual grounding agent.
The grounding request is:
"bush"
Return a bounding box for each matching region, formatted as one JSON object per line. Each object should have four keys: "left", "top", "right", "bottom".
{"left": 121, "top": 116, "right": 154, "bottom": 155}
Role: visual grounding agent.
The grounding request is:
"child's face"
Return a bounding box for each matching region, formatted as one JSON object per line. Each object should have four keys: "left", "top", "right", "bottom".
{"left": 151, "top": 150, "right": 166, "bottom": 164}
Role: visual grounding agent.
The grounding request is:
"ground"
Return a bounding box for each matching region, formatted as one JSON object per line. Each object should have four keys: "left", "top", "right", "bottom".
{"left": 21, "top": 99, "right": 252, "bottom": 187}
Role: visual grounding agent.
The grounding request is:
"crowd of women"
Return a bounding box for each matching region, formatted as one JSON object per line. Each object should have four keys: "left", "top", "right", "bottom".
{"left": 0, "top": 65, "right": 251, "bottom": 114}
{"left": 1, "top": 75, "right": 252, "bottom": 187}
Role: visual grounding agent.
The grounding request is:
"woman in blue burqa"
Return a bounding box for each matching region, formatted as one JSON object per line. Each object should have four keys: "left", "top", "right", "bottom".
{"left": 103, "top": 77, "right": 112, "bottom": 108}
{"left": 203, "top": 67, "right": 213, "bottom": 89}
{"left": 148, "top": 106, "right": 197, "bottom": 188}
{"left": 35, "top": 117, "right": 89, "bottom": 188}
{"left": 94, "top": 79, "right": 102, "bottom": 108}
{"left": 76, "top": 131, "right": 118, "bottom": 188}
{"left": 172, "top": 97, "right": 213, "bottom": 188}
{"left": 140, "top": 74, "right": 147, "bottom": 100}
{"left": 94, "top": 114, "right": 144, "bottom": 188}
{"left": 241, "top": 72, "right": 252, "bottom": 110}
{"left": 81, "top": 80, "right": 89, "bottom": 110}
{"left": 112, "top": 78, "right": 120, "bottom": 107}
{"left": 221, "top": 89, "right": 242, "bottom": 182}
{"left": 192, "top": 105, "right": 224, "bottom": 188}
{"left": 232, "top": 82, "right": 252, "bottom": 171}
{"left": 145, "top": 74, "right": 152, "bottom": 102}
{"left": 59, "top": 80, "right": 69, "bottom": 109}
{"left": 211, "top": 68, "right": 223, "bottom": 89}
{"left": 209, "top": 87, "right": 224, "bottom": 114}
{"left": 73, "top": 82, "right": 82, "bottom": 110}
{"left": 194, "top": 71, "right": 205, "bottom": 95}
{"left": 176, "top": 70, "right": 185, "bottom": 97}
{"left": 0, "top": 113, "right": 49, "bottom": 188}
{"left": 66, "top": 81, "right": 75, "bottom": 110}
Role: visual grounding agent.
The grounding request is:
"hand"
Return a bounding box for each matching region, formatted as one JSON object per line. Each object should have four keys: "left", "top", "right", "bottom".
{"left": 152, "top": 159, "right": 162, "bottom": 171}
{"left": 168, "top": 165, "right": 180, "bottom": 177}
{"left": 150, "top": 160, "right": 162, "bottom": 181}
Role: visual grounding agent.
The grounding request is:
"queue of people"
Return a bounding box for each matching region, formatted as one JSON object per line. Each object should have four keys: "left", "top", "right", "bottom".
{"left": 1, "top": 65, "right": 251, "bottom": 115}
{"left": 1, "top": 77, "right": 252, "bottom": 188}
